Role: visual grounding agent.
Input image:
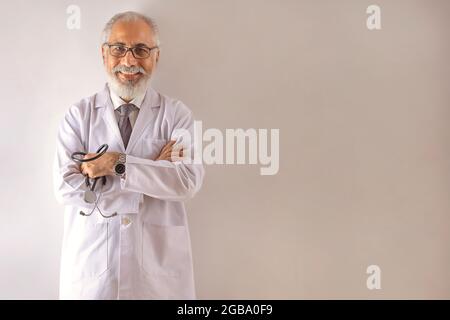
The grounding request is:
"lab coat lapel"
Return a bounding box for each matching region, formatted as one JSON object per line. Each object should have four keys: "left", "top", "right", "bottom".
{"left": 96, "top": 85, "right": 126, "bottom": 151}
{"left": 126, "top": 86, "right": 160, "bottom": 152}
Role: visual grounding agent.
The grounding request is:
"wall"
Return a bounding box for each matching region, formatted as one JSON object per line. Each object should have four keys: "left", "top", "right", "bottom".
{"left": 0, "top": 0, "right": 449, "bottom": 299}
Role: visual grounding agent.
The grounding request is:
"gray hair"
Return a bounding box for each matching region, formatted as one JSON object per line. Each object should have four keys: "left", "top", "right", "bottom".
{"left": 102, "top": 11, "right": 160, "bottom": 46}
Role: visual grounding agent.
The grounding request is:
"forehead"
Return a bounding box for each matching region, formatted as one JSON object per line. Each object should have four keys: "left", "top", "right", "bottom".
{"left": 108, "top": 19, "right": 156, "bottom": 46}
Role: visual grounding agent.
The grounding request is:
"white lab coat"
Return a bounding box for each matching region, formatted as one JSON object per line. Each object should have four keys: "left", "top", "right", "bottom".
{"left": 53, "top": 84, "right": 204, "bottom": 299}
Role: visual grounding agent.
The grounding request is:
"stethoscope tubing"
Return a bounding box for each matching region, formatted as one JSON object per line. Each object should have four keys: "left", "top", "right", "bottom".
{"left": 70, "top": 144, "right": 109, "bottom": 163}
{"left": 70, "top": 143, "right": 116, "bottom": 218}
{"left": 71, "top": 144, "right": 109, "bottom": 190}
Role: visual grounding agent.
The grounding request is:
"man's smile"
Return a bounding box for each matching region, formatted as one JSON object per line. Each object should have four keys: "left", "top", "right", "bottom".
{"left": 116, "top": 71, "right": 142, "bottom": 81}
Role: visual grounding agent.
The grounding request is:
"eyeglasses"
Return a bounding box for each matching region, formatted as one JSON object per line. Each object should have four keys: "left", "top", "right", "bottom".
{"left": 104, "top": 43, "right": 159, "bottom": 59}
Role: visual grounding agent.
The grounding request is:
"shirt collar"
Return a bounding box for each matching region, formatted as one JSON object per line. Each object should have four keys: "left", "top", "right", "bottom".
{"left": 109, "top": 85, "right": 146, "bottom": 110}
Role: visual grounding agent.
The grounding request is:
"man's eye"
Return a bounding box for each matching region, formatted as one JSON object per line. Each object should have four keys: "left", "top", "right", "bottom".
{"left": 112, "top": 46, "right": 126, "bottom": 53}
{"left": 134, "top": 47, "right": 148, "bottom": 56}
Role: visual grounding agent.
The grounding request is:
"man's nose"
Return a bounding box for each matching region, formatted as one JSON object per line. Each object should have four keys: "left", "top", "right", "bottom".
{"left": 121, "top": 50, "right": 138, "bottom": 66}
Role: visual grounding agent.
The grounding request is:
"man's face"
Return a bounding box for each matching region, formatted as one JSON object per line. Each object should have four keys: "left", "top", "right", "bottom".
{"left": 102, "top": 19, "right": 160, "bottom": 100}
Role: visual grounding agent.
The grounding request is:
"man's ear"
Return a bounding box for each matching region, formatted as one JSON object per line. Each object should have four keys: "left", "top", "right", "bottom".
{"left": 101, "top": 46, "right": 106, "bottom": 64}
{"left": 155, "top": 49, "right": 160, "bottom": 63}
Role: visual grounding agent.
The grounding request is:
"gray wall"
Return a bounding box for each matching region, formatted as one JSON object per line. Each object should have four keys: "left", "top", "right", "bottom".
{"left": 0, "top": 0, "right": 449, "bottom": 299}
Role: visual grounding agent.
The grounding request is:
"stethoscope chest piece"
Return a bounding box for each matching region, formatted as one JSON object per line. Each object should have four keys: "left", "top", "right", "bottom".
{"left": 71, "top": 144, "right": 116, "bottom": 218}
{"left": 84, "top": 190, "right": 97, "bottom": 204}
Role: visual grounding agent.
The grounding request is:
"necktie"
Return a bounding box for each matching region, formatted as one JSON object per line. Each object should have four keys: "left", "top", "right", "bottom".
{"left": 117, "top": 103, "right": 136, "bottom": 149}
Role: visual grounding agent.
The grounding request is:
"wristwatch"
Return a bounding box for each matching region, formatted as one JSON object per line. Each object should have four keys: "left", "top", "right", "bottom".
{"left": 114, "top": 153, "right": 126, "bottom": 177}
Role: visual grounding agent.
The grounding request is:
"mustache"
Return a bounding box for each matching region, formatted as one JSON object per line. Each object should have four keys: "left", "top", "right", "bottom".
{"left": 112, "top": 65, "right": 147, "bottom": 75}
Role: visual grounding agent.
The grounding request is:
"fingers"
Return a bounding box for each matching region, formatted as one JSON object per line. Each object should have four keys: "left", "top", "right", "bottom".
{"left": 80, "top": 163, "right": 87, "bottom": 175}
{"left": 80, "top": 155, "right": 98, "bottom": 178}
{"left": 159, "top": 149, "right": 183, "bottom": 161}
{"left": 167, "top": 148, "right": 184, "bottom": 162}
{"left": 83, "top": 153, "right": 97, "bottom": 160}
{"left": 156, "top": 140, "right": 185, "bottom": 162}
{"left": 156, "top": 140, "right": 175, "bottom": 161}
{"left": 160, "top": 140, "right": 176, "bottom": 154}
{"left": 80, "top": 164, "right": 92, "bottom": 178}
{"left": 80, "top": 152, "right": 117, "bottom": 178}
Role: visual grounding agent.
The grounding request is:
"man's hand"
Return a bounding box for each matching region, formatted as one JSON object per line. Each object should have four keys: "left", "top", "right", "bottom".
{"left": 155, "top": 140, "right": 184, "bottom": 161}
{"left": 80, "top": 152, "right": 120, "bottom": 178}
{"left": 80, "top": 141, "right": 184, "bottom": 178}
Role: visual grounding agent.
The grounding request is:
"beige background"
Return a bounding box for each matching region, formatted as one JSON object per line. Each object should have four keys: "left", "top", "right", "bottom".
{"left": 0, "top": 0, "right": 449, "bottom": 299}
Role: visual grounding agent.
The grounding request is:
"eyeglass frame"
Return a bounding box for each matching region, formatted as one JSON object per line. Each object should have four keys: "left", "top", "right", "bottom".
{"left": 103, "top": 42, "right": 159, "bottom": 59}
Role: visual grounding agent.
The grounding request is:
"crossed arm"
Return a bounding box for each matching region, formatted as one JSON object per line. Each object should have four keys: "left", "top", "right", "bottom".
{"left": 80, "top": 140, "right": 183, "bottom": 178}
{"left": 55, "top": 102, "right": 204, "bottom": 209}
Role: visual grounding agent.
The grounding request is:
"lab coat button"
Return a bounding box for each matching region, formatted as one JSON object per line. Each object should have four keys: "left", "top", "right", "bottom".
{"left": 121, "top": 217, "right": 131, "bottom": 226}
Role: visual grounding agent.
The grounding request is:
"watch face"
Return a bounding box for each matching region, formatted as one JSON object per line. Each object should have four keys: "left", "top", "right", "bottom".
{"left": 115, "top": 163, "right": 126, "bottom": 174}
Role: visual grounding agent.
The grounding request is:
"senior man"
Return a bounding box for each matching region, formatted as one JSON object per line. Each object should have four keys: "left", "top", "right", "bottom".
{"left": 53, "top": 11, "right": 204, "bottom": 299}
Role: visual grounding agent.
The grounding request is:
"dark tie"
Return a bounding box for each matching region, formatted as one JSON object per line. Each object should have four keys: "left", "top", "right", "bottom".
{"left": 117, "top": 103, "right": 136, "bottom": 149}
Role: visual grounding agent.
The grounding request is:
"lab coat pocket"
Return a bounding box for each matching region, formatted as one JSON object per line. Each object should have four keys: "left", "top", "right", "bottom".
{"left": 140, "top": 137, "right": 167, "bottom": 160}
{"left": 71, "top": 220, "right": 110, "bottom": 282}
{"left": 141, "top": 223, "right": 190, "bottom": 277}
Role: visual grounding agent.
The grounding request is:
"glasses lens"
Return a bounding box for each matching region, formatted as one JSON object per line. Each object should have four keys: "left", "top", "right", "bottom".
{"left": 132, "top": 46, "right": 151, "bottom": 59}
{"left": 110, "top": 45, "right": 127, "bottom": 57}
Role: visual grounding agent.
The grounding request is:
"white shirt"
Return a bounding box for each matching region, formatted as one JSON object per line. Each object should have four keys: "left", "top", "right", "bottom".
{"left": 109, "top": 87, "right": 146, "bottom": 128}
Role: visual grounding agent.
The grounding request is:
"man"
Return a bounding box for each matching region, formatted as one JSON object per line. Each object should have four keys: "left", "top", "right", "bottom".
{"left": 53, "top": 11, "right": 204, "bottom": 299}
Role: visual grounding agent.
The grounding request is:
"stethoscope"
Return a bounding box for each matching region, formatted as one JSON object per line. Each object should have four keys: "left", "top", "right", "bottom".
{"left": 71, "top": 144, "right": 117, "bottom": 218}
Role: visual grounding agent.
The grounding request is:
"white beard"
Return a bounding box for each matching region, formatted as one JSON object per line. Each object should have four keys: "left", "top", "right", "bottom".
{"left": 106, "top": 71, "right": 151, "bottom": 101}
